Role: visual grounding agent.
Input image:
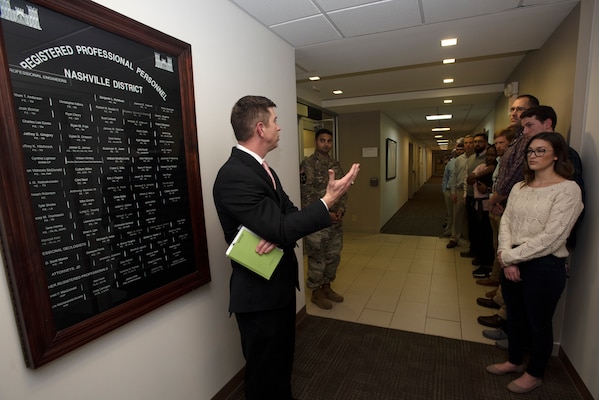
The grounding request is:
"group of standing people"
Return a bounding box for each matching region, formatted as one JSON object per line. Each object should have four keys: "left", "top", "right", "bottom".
{"left": 213, "top": 93, "right": 584, "bottom": 398}
{"left": 442, "top": 94, "right": 585, "bottom": 393}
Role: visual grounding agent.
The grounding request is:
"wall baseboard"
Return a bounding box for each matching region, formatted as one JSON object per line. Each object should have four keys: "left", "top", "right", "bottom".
{"left": 559, "top": 347, "right": 594, "bottom": 400}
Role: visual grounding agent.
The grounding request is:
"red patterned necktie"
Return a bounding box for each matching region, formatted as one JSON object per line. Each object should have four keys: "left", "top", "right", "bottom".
{"left": 262, "top": 161, "right": 276, "bottom": 189}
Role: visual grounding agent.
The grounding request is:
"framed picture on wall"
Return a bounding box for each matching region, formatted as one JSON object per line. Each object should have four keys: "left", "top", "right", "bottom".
{"left": 0, "top": 0, "right": 210, "bottom": 368}
{"left": 386, "top": 138, "right": 397, "bottom": 180}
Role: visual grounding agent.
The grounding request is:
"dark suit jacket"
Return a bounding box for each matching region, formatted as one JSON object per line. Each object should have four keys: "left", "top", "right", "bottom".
{"left": 213, "top": 147, "right": 331, "bottom": 313}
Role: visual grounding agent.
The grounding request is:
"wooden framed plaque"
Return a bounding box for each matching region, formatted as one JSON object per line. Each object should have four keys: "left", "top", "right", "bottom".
{"left": 0, "top": 0, "right": 210, "bottom": 368}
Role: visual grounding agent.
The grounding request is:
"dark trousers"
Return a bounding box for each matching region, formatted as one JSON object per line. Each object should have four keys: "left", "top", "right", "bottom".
{"left": 475, "top": 205, "right": 495, "bottom": 265}
{"left": 235, "top": 299, "right": 296, "bottom": 400}
{"left": 467, "top": 195, "right": 494, "bottom": 264}
{"left": 501, "top": 255, "right": 567, "bottom": 378}
{"left": 465, "top": 195, "right": 475, "bottom": 250}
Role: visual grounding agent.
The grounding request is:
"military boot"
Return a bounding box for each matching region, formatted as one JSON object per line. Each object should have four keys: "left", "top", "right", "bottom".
{"left": 322, "top": 283, "right": 344, "bottom": 302}
{"left": 311, "top": 288, "right": 332, "bottom": 309}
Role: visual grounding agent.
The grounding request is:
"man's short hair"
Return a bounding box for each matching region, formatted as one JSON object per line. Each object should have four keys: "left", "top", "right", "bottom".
{"left": 494, "top": 126, "right": 517, "bottom": 142}
{"left": 315, "top": 128, "right": 333, "bottom": 139}
{"left": 520, "top": 105, "right": 557, "bottom": 129}
{"left": 230, "top": 95, "right": 276, "bottom": 142}
{"left": 474, "top": 132, "right": 488, "bottom": 142}
{"left": 516, "top": 94, "right": 540, "bottom": 108}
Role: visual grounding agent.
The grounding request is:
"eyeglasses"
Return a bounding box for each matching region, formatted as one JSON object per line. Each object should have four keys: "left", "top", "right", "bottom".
{"left": 526, "top": 148, "right": 549, "bottom": 157}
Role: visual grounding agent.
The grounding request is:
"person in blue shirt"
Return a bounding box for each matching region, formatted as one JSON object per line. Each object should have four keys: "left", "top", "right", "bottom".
{"left": 441, "top": 141, "right": 464, "bottom": 237}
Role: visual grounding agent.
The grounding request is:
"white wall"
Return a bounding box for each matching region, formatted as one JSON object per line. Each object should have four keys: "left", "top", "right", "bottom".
{"left": 0, "top": 1, "right": 300, "bottom": 399}
{"left": 379, "top": 114, "right": 405, "bottom": 226}
{"left": 562, "top": 0, "right": 599, "bottom": 398}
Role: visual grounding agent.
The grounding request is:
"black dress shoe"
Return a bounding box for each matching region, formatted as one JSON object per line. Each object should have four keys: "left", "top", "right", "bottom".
{"left": 471, "top": 257, "right": 482, "bottom": 266}
{"left": 478, "top": 314, "right": 505, "bottom": 328}
{"left": 446, "top": 240, "right": 458, "bottom": 248}
{"left": 477, "top": 297, "right": 500, "bottom": 309}
{"left": 460, "top": 251, "right": 475, "bottom": 258}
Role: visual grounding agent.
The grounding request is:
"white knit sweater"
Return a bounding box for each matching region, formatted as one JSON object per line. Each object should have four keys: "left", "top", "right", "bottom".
{"left": 498, "top": 180, "right": 583, "bottom": 266}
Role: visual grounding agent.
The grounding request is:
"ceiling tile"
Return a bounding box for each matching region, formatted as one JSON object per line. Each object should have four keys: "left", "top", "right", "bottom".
{"left": 421, "top": 0, "right": 520, "bottom": 24}
{"left": 271, "top": 15, "right": 342, "bottom": 47}
{"left": 314, "top": 0, "right": 398, "bottom": 12}
{"left": 328, "top": 0, "right": 422, "bottom": 37}
{"left": 229, "top": 0, "right": 319, "bottom": 26}
{"left": 522, "top": 0, "right": 575, "bottom": 4}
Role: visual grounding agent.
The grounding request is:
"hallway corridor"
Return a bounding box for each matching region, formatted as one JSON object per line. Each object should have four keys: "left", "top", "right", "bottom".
{"left": 305, "top": 232, "right": 496, "bottom": 345}
{"left": 306, "top": 175, "right": 496, "bottom": 345}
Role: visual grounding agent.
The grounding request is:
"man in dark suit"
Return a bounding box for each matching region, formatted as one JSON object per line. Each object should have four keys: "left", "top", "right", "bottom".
{"left": 213, "top": 95, "right": 359, "bottom": 400}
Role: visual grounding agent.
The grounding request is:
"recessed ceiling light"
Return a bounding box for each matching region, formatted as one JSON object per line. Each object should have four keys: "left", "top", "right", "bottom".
{"left": 441, "top": 38, "right": 458, "bottom": 47}
{"left": 444, "top": 99, "right": 453, "bottom": 104}
{"left": 426, "top": 114, "right": 452, "bottom": 121}
{"left": 434, "top": 135, "right": 444, "bottom": 138}
{"left": 332, "top": 90, "right": 343, "bottom": 95}
{"left": 443, "top": 78, "right": 454, "bottom": 84}
{"left": 432, "top": 127, "right": 450, "bottom": 132}
{"left": 443, "top": 58, "right": 455, "bottom": 64}
{"left": 437, "top": 140, "right": 449, "bottom": 144}
{"left": 309, "top": 76, "right": 320, "bottom": 81}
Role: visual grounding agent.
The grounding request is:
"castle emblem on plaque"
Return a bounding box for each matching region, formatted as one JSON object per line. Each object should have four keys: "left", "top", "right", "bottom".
{"left": 154, "top": 52, "right": 173, "bottom": 72}
{"left": 0, "top": 0, "right": 42, "bottom": 30}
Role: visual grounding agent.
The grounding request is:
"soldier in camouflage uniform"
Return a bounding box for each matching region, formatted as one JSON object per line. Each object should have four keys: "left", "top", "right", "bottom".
{"left": 300, "top": 128, "right": 347, "bottom": 309}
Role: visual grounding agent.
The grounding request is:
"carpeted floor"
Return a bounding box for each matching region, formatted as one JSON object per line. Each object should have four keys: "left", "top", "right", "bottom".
{"left": 381, "top": 176, "right": 446, "bottom": 237}
{"left": 226, "top": 315, "right": 582, "bottom": 400}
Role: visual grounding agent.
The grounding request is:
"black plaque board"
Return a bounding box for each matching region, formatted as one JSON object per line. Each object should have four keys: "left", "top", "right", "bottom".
{"left": 0, "top": 0, "right": 210, "bottom": 368}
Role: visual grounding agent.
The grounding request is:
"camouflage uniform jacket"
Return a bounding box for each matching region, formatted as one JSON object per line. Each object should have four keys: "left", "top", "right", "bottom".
{"left": 300, "top": 152, "right": 347, "bottom": 215}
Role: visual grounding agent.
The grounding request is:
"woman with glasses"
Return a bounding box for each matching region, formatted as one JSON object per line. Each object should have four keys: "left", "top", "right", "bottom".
{"left": 485, "top": 132, "right": 583, "bottom": 394}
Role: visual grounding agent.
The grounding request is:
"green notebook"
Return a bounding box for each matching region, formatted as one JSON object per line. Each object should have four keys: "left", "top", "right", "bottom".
{"left": 225, "top": 226, "right": 283, "bottom": 280}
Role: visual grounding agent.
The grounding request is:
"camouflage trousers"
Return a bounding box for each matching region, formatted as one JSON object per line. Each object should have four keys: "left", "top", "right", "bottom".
{"left": 304, "top": 223, "right": 343, "bottom": 290}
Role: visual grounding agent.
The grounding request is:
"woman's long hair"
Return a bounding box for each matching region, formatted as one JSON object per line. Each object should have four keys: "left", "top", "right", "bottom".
{"left": 522, "top": 132, "right": 573, "bottom": 185}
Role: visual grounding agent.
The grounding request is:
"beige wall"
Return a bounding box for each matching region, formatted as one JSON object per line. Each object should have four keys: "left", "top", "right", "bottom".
{"left": 494, "top": 5, "right": 580, "bottom": 136}
{"left": 562, "top": 0, "right": 599, "bottom": 397}
{"left": 380, "top": 113, "right": 410, "bottom": 224}
{"left": 338, "top": 111, "right": 416, "bottom": 232}
{"left": 338, "top": 112, "right": 381, "bottom": 232}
